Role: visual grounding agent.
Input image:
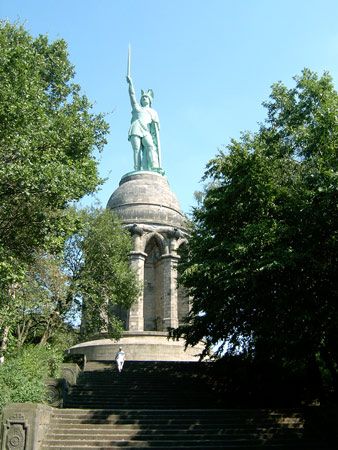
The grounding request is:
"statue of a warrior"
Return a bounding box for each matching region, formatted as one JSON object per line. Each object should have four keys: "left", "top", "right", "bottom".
{"left": 127, "top": 75, "right": 162, "bottom": 172}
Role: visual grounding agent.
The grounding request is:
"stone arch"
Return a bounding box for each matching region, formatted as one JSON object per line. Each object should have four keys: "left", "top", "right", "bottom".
{"left": 143, "top": 231, "right": 166, "bottom": 255}
{"left": 143, "top": 234, "right": 165, "bottom": 331}
{"left": 175, "top": 237, "right": 188, "bottom": 252}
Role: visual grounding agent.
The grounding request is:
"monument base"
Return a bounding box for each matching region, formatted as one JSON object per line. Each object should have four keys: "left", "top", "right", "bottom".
{"left": 121, "top": 169, "right": 165, "bottom": 180}
{"left": 69, "top": 332, "right": 204, "bottom": 362}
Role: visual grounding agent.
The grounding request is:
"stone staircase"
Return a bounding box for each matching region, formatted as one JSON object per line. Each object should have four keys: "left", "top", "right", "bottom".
{"left": 64, "top": 361, "right": 225, "bottom": 410}
{"left": 40, "top": 361, "right": 330, "bottom": 449}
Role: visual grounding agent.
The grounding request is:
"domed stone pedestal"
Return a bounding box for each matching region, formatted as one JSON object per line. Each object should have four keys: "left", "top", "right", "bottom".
{"left": 69, "top": 332, "right": 204, "bottom": 362}
{"left": 69, "top": 171, "right": 204, "bottom": 362}
{"left": 107, "top": 170, "right": 187, "bottom": 229}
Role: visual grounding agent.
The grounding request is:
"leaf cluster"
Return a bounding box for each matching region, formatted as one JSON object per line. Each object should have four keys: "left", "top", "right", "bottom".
{"left": 1, "top": 208, "right": 140, "bottom": 349}
{"left": 0, "top": 344, "right": 63, "bottom": 410}
{"left": 177, "top": 69, "right": 338, "bottom": 395}
{"left": 0, "top": 22, "right": 109, "bottom": 284}
{"left": 65, "top": 208, "right": 140, "bottom": 339}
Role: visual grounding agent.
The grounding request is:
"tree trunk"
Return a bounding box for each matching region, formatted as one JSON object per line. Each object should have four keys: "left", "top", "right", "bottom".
{"left": 0, "top": 325, "right": 10, "bottom": 363}
{"left": 16, "top": 319, "right": 32, "bottom": 347}
{"left": 0, "top": 282, "right": 20, "bottom": 360}
{"left": 39, "top": 325, "right": 50, "bottom": 345}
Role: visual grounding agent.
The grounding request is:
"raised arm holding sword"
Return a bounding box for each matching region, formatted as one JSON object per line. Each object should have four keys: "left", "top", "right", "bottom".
{"left": 126, "top": 45, "right": 162, "bottom": 172}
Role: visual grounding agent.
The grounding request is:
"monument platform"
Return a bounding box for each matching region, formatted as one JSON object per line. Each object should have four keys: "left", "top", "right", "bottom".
{"left": 69, "top": 332, "right": 204, "bottom": 362}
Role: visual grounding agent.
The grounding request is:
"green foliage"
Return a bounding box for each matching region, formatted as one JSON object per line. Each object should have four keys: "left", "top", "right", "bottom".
{"left": 0, "top": 21, "right": 109, "bottom": 287}
{"left": 0, "top": 21, "right": 109, "bottom": 358}
{"left": 65, "top": 208, "right": 140, "bottom": 339}
{"left": 0, "top": 345, "right": 63, "bottom": 410}
{"left": 7, "top": 252, "right": 72, "bottom": 346}
{"left": 0, "top": 247, "right": 80, "bottom": 353}
{"left": 176, "top": 69, "right": 338, "bottom": 398}
{"left": 0, "top": 208, "right": 138, "bottom": 357}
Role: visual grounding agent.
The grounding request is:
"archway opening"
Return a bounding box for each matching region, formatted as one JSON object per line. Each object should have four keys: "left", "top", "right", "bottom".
{"left": 144, "top": 236, "right": 164, "bottom": 331}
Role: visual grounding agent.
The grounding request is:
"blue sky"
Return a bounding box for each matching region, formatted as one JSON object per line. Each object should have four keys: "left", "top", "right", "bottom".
{"left": 2, "top": 0, "right": 338, "bottom": 214}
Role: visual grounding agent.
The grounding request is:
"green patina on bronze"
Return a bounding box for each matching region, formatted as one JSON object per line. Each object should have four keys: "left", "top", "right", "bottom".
{"left": 126, "top": 46, "right": 164, "bottom": 175}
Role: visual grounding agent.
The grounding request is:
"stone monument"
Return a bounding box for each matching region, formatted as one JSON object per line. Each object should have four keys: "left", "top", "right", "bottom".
{"left": 70, "top": 49, "right": 203, "bottom": 361}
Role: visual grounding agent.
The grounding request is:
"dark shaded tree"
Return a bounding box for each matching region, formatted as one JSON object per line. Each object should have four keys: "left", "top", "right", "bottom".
{"left": 175, "top": 69, "right": 338, "bottom": 397}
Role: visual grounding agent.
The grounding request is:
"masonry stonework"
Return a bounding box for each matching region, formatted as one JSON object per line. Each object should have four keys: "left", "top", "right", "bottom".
{"left": 70, "top": 170, "right": 204, "bottom": 361}
{"left": 107, "top": 171, "right": 189, "bottom": 334}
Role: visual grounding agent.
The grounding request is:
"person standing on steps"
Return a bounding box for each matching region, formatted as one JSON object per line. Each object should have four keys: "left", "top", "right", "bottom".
{"left": 115, "top": 347, "right": 125, "bottom": 372}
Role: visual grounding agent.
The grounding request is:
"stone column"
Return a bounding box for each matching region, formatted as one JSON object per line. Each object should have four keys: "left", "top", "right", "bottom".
{"left": 161, "top": 253, "right": 180, "bottom": 330}
{"left": 128, "top": 251, "right": 147, "bottom": 331}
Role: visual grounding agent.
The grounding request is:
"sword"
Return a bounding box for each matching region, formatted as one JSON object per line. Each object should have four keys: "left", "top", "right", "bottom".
{"left": 127, "top": 44, "right": 131, "bottom": 78}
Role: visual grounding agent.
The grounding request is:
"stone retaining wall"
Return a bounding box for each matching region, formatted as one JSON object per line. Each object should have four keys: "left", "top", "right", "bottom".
{"left": 0, "top": 362, "right": 81, "bottom": 450}
{"left": 0, "top": 403, "right": 53, "bottom": 450}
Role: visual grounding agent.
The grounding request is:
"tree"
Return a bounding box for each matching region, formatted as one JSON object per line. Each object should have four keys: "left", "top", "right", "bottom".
{"left": 65, "top": 208, "right": 140, "bottom": 339}
{"left": 0, "top": 22, "right": 109, "bottom": 353}
{"left": 12, "top": 253, "right": 74, "bottom": 347}
{"left": 1, "top": 208, "right": 139, "bottom": 354}
{"left": 175, "top": 69, "right": 338, "bottom": 394}
{"left": 0, "top": 21, "right": 108, "bottom": 285}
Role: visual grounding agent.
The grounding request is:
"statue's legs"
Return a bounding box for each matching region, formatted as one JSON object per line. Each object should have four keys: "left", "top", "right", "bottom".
{"left": 142, "top": 135, "right": 159, "bottom": 169}
{"left": 130, "top": 136, "right": 142, "bottom": 171}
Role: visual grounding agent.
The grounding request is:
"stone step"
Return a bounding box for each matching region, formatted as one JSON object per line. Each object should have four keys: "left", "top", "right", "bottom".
{"left": 79, "top": 370, "right": 205, "bottom": 374}
{"left": 67, "top": 393, "right": 211, "bottom": 409}
{"left": 41, "top": 446, "right": 319, "bottom": 450}
{"left": 50, "top": 414, "right": 268, "bottom": 422}
{"left": 76, "top": 378, "right": 205, "bottom": 383}
{"left": 65, "top": 388, "right": 220, "bottom": 393}
{"left": 48, "top": 417, "right": 302, "bottom": 426}
{"left": 70, "top": 390, "right": 213, "bottom": 396}
{"left": 46, "top": 419, "right": 303, "bottom": 433}
{"left": 49, "top": 408, "right": 304, "bottom": 418}
{"left": 83, "top": 369, "right": 207, "bottom": 372}
{"left": 48, "top": 419, "right": 302, "bottom": 426}
{"left": 40, "top": 445, "right": 281, "bottom": 449}
{"left": 53, "top": 409, "right": 302, "bottom": 420}
{"left": 70, "top": 385, "right": 202, "bottom": 390}
{"left": 78, "top": 380, "right": 203, "bottom": 383}
{"left": 40, "top": 361, "right": 328, "bottom": 450}
{"left": 45, "top": 433, "right": 255, "bottom": 441}
{"left": 40, "top": 442, "right": 320, "bottom": 450}
{"left": 66, "top": 391, "right": 214, "bottom": 396}
{"left": 52, "top": 408, "right": 303, "bottom": 425}
{"left": 48, "top": 413, "right": 304, "bottom": 430}
{"left": 41, "top": 438, "right": 307, "bottom": 448}
{"left": 64, "top": 402, "right": 224, "bottom": 408}
{"left": 64, "top": 400, "right": 226, "bottom": 408}
{"left": 40, "top": 445, "right": 320, "bottom": 450}
{"left": 49, "top": 420, "right": 260, "bottom": 426}
{"left": 77, "top": 384, "right": 208, "bottom": 387}
{"left": 63, "top": 401, "right": 224, "bottom": 406}
{"left": 64, "top": 361, "right": 229, "bottom": 413}
{"left": 50, "top": 420, "right": 301, "bottom": 428}
{"left": 84, "top": 361, "right": 207, "bottom": 367}
{"left": 50, "top": 407, "right": 232, "bottom": 413}
{"left": 72, "top": 388, "right": 212, "bottom": 394}
{"left": 64, "top": 398, "right": 219, "bottom": 408}
{"left": 75, "top": 380, "right": 206, "bottom": 386}
{"left": 46, "top": 427, "right": 300, "bottom": 435}
{"left": 66, "top": 393, "right": 215, "bottom": 399}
